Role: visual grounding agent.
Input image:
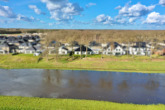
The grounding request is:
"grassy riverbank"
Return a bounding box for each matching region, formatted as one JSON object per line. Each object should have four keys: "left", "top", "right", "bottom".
{"left": 0, "top": 54, "right": 165, "bottom": 73}
{"left": 0, "top": 96, "right": 164, "bottom": 110}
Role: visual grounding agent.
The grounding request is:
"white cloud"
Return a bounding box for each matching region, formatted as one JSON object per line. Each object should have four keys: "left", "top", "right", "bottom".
{"left": 41, "top": 0, "right": 83, "bottom": 21}
{"left": 115, "top": 6, "right": 122, "bottom": 10}
{"left": 96, "top": 14, "right": 112, "bottom": 24}
{"left": 0, "top": 5, "right": 16, "bottom": 18}
{"left": 29, "top": 5, "right": 45, "bottom": 15}
{"left": 159, "top": 0, "right": 165, "bottom": 6}
{"left": 144, "top": 12, "right": 165, "bottom": 25}
{"left": 116, "top": 18, "right": 127, "bottom": 24}
{"left": 0, "top": 5, "right": 35, "bottom": 22}
{"left": 17, "top": 14, "right": 34, "bottom": 22}
{"left": 86, "top": 3, "right": 96, "bottom": 8}
{"left": 96, "top": 14, "right": 130, "bottom": 25}
{"left": 129, "top": 17, "right": 137, "bottom": 23}
{"left": 119, "top": 3, "right": 155, "bottom": 17}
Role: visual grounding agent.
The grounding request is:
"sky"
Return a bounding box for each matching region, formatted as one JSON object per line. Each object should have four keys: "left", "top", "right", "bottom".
{"left": 0, "top": 0, "right": 165, "bottom": 30}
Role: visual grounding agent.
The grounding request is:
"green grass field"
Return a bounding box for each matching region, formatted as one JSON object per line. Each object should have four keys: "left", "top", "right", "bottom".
{"left": 0, "top": 96, "right": 164, "bottom": 110}
{"left": 0, "top": 54, "right": 165, "bottom": 73}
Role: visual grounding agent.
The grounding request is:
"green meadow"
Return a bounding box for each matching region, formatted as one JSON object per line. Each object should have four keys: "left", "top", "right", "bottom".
{"left": 0, "top": 54, "right": 165, "bottom": 73}
{"left": 0, "top": 96, "right": 165, "bottom": 110}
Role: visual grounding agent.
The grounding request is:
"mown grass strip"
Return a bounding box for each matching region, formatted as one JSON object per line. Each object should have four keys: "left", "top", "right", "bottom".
{"left": 0, "top": 96, "right": 165, "bottom": 110}
{"left": 1, "top": 54, "right": 165, "bottom": 73}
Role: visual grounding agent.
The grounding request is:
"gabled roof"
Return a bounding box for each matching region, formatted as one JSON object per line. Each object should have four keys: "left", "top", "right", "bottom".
{"left": 107, "top": 42, "right": 121, "bottom": 50}
{"left": 60, "top": 46, "right": 68, "bottom": 51}
{"left": 75, "top": 45, "right": 92, "bottom": 52}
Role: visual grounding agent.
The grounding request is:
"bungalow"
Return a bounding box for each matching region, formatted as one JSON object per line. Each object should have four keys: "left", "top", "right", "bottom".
{"left": 74, "top": 45, "right": 93, "bottom": 55}
{"left": 103, "top": 42, "right": 126, "bottom": 55}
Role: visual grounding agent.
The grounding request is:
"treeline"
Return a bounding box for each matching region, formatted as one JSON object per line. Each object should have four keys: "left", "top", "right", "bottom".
{"left": 43, "top": 30, "right": 165, "bottom": 44}
{"left": 1, "top": 29, "right": 165, "bottom": 43}
{"left": 0, "top": 29, "right": 22, "bottom": 34}
{"left": 0, "top": 28, "right": 50, "bottom": 34}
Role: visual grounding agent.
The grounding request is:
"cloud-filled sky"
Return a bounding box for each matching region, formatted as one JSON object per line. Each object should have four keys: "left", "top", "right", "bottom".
{"left": 0, "top": 0, "right": 165, "bottom": 29}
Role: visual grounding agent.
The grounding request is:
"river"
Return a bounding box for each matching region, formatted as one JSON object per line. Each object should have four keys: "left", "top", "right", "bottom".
{"left": 0, "top": 69, "right": 165, "bottom": 104}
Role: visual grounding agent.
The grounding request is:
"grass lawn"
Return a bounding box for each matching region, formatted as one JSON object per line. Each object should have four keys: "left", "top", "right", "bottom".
{"left": 0, "top": 54, "right": 165, "bottom": 73}
{"left": 0, "top": 96, "right": 164, "bottom": 110}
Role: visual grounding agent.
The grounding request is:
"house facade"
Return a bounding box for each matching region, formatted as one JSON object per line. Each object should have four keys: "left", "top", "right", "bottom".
{"left": 129, "top": 42, "right": 151, "bottom": 56}
{"left": 103, "top": 42, "right": 126, "bottom": 55}
{"left": 74, "top": 45, "right": 93, "bottom": 55}
{"left": 59, "top": 46, "right": 69, "bottom": 55}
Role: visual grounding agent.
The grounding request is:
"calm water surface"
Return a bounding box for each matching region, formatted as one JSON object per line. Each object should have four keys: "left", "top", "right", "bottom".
{"left": 0, "top": 69, "right": 165, "bottom": 104}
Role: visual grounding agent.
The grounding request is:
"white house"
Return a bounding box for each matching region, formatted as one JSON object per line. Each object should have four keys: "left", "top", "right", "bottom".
{"left": 58, "top": 46, "right": 69, "bottom": 55}
{"left": 128, "top": 42, "right": 151, "bottom": 56}
{"left": 129, "top": 46, "right": 151, "bottom": 56}
{"left": 103, "top": 42, "right": 126, "bottom": 55}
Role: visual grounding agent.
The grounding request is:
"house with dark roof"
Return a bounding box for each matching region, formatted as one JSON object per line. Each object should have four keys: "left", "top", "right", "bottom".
{"left": 74, "top": 45, "right": 93, "bottom": 55}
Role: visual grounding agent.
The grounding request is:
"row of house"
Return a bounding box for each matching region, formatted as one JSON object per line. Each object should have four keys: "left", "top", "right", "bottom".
{"left": 48, "top": 41, "right": 154, "bottom": 56}
{"left": 1, "top": 35, "right": 164, "bottom": 56}
{"left": 0, "top": 35, "right": 42, "bottom": 55}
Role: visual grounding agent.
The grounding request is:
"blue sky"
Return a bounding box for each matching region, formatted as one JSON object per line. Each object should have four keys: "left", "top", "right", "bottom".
{"left": 0, "top": 0, "right": 165, "bottom": 29}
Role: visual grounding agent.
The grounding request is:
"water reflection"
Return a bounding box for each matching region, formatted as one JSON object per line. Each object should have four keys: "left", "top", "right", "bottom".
{"left": 145, "top": 80, "right": 160, "bottom": 90}
{"left": 118, "top": 80, "right": 129, "bottom": 91}
{"left": 99, "top": 78, "right": 112, "bottom": 90}
{"left": 43, "top": 70, "right": 62, "bottom": 86}
{"left": 0, "top": 69, "right": 165, "bottom": 104}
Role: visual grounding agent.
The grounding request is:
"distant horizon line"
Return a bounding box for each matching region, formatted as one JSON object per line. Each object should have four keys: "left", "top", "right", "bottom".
{"left": 0, "top": 28, "right": 165, "bottom": 31}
